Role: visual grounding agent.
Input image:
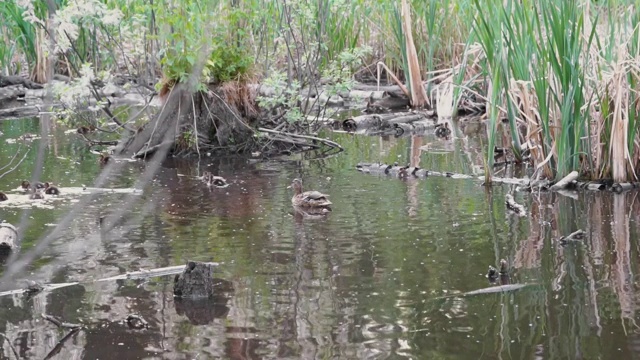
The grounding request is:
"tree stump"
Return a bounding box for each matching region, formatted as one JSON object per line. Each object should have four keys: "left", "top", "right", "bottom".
{"left": 117, "top": 82, "right": 257, "bottom": 158}
{"left": 173, "top": 261, "right": 220, "bottom": 298}
{"left": 0, "top": 223, "right": 17, "bottom": 251}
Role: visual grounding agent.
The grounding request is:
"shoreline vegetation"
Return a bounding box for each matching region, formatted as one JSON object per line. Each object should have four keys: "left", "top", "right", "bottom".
{"left": 0, "top": 0, "right": 639, "bottom": 183}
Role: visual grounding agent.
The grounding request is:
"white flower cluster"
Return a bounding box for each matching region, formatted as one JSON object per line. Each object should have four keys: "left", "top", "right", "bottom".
{"left": 16, "top": 0, "right": 123, "bottom": 53}
{"left": 52, "top": 63, "right": 107, "bottom": 114}
{"left": 54, "top": 0, "right": 123, "bottom": 52}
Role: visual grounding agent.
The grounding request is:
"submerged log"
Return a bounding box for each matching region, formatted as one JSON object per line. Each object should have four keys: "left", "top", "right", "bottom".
{"left": 549, "top": 171, "right": 579, "bottom": 191}
{"left": 173, "top": 261, "right": 220, "bottom": 298}
{"left": 0, "top": 223, "right": 17, "bottom": 250}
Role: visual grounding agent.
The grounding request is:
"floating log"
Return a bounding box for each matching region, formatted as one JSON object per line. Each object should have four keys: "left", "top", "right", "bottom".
{"left": 0, "top": 223, "right": 17, "bottom": 250}
{"left": 549, "top": 171, "right": 579, "bottom": 190}
{"left": 394, "top": 119, "right": 438, "bottom": 136}
{"left": 342, "top": 112, "right": 412, "bottom": 132}
{"left": 173, "top": 261, "right": 220, "bottom": 298}
{"left": 611, "top": 182, "right": 640, "bottom": 193}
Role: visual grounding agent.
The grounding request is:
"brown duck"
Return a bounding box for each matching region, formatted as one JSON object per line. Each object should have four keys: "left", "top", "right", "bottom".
{"left": 21, "top": 180, "right": 45, "bottom": 191}
{"left": 0, "top": 192, "right": 7, "bottom": 201}
{"left": 44, "top": 182, "right": 60, "bottom": 195}
{"left": 288, "top": 178, "right": 332, "bottom": 210}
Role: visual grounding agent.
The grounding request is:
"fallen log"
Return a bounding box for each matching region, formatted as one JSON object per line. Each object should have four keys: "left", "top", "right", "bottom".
{"left": 342, "top": 112, "right": 413, "bottom": 132}
{"left": 549, "top": 171, "right": 579, "bottom": 190}
{"left": 611, "top": 182, "right": 640, "bottom": 193}
{"left": 0, "top": 75, "right": 43, "bottom": 89}
{"left": 394, "top": 119, "right": 438, "bottom": 137}
{"left": 0, "top": 223, "right": 17, "bottom": 250}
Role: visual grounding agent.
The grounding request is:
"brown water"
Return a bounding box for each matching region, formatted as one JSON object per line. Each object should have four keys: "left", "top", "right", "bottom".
{"left": 0, "top": 118, "right": 639, "bottom": 359}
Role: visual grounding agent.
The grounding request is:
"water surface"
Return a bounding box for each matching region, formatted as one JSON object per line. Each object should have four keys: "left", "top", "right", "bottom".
{"left": 0, "top": 118, "right": 638, "bottom": 359}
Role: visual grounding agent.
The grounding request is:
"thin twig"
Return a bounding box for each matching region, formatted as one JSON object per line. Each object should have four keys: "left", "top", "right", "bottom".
{"left": 0, "top": 148, "right": 30, "bottom": 179}
{"left": 258, "top": 127, "right": 343, "bottom": 150}
{"left": 0, "top": 143, "right": 23, "bottom": 173}
{"left": 0, "top": 332, "right": 20, "bottom": 359}
{"left": 43, "top": 327, "right": 81, "bottom": 360}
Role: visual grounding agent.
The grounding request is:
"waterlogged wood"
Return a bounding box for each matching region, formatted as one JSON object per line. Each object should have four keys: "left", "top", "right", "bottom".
{"left": 0, "top": 75, "right": 43, "bottom": 89}
{"left": 0, "top": 264, "right": 218, "bottom": 297}
{"left": 456, "top": 283, "right": 532, "bottom": 297}
{"left": 394, "top": 119, "right": 438, "bottom": 136}
{"left": 342, "top": 112, "right": 410, "bottom": 131}
{"left": 0, "top": 223, "right": 17, "bottom": 250}
{"left": 611, "top": 182, "right": 640, "bottom": 193}
{"left": 550, "top": 171, "right": 579, "bottom": 190}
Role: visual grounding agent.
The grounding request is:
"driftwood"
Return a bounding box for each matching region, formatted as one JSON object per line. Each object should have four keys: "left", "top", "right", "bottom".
{"left": 393, "top": 119, "right": 438, "bottom": 137}
{"left": 549, "top": 171, "right": 579, "bottom": 190}
{"left": 173, "top": 261, "right": 220, "bottom": 298}
{"left": 0, "top": 223, "right": 17, "bottom": 251}
{"left": 0, "top": 75, "right": 43, "bottom": 89}
{"left": 342, "top": 111, "right": 435, "bottom": 133}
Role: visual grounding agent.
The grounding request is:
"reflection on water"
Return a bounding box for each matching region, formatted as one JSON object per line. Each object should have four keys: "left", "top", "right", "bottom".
{"left": 0, "top": 117, "right": 639, "bottom": 359}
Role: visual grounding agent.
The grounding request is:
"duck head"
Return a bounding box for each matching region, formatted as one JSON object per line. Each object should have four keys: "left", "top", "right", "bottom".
{"left": 287, "top": 178, "right": 303, "bottom": 195}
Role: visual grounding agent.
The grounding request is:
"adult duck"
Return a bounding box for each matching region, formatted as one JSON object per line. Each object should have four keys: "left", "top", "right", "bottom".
{"left": 202, "top": 171, "right": 228, "bottom": 187}
{"left": 21, "top": 180, "right": 45, "bottom": 191}
{"left": 44, "top": 182, "right": 60, "bottom": 195}
{"left": 288, "top": 178, "right": 332, "bottom": 210}
{"left": 0, "top": 192, "right": 7, "bottom": 201}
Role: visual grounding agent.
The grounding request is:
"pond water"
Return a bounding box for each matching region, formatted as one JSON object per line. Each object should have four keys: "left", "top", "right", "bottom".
{"left": 0, "top": 117, "right": 640, "bottom": 359}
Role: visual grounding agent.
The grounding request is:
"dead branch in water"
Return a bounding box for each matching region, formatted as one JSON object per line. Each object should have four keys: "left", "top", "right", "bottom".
{"left": 42, "top": 314, "right": 83, "bottom": 329}
{"left": 258, "top": 127, "right": 343, "bottom": 151}
{"left": 43, "top": 327, "right": 82, "bottom": 360}
{"left": 0, "top": 332, "right": 20, "bottom": 359}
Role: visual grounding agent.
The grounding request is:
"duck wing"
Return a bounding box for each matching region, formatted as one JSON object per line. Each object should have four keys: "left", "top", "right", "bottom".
{"left": 302, "top": 191, "right": 329, "bottom": 200}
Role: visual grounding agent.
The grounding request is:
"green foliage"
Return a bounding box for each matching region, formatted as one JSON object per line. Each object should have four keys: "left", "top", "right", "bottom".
{"left": 257, "top": 71, "right": 303, "bottom": 123}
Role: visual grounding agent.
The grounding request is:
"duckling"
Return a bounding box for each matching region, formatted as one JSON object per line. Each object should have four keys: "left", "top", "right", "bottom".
{"left": 44, "top": 182, "right": 60, "bottom": 195}
{"left": 435, "top": 122, "right": 451, "bottom": 138}
{"left": 77, "top": 125, "right": 96, "bottom": 135}
{"left": 288, "top": 178, "right": 332, "bottom": 210}
{"left": 29, "top": 190, "right": 44, "bottom": 200}
{"left": 21, "top": 180, "right": 45, "bottom": 191}
{"left": 99, "top": 153, "right": 111, "bottom": 165}
{"left": 0, "top": 192, "right": 7, "bottom": 202}
{"left": 202, "top": 171, "right": 228, "bottom": 187}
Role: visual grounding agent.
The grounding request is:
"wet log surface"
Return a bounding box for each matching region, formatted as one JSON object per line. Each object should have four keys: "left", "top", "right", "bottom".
{"left": 0, "top": 75, "right": 43, "bottom": 89}
{"left": 342, "top": 110, "right": 435, "bottom": 133}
